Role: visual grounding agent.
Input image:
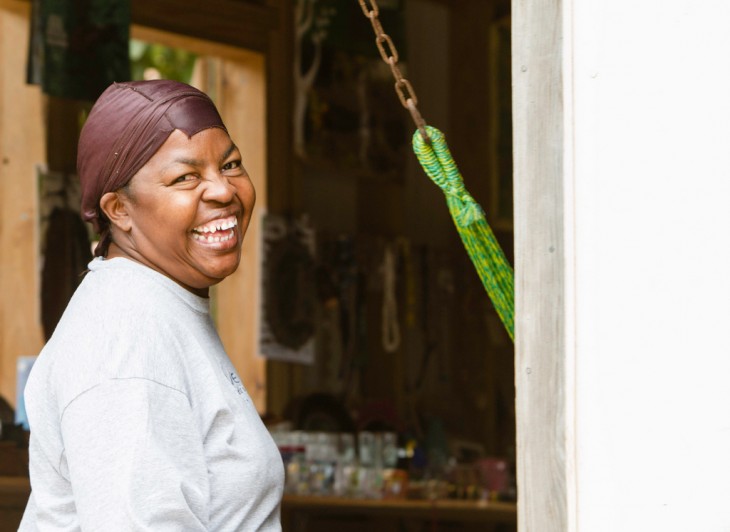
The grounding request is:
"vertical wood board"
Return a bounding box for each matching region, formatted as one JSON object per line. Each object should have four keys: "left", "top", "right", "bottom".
{"left": 512, "top": 0, "right": 572, "bottom": 530}
{"left": 0, "top": 3, "right": 46, "bottom": 407}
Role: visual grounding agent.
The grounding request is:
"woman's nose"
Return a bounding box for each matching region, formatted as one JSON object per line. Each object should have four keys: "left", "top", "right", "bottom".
{"left": 202, "top": 173, "right": 236, "bottom": 203}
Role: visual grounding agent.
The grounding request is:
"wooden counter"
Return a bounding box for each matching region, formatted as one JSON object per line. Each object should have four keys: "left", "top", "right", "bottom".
{"left": 0, "top": 477, "right": 517, "bottom": 531}
{"left": 0, "top": 476, "right": 30, "bottom": 532}
{"left": 281, "top": 494, "right": 517, "bottom": 532}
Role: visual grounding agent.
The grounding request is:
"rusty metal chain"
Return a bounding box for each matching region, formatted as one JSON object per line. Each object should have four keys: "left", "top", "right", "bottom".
{"left": 357, "top": 0, "right": 430, "bottom": 142}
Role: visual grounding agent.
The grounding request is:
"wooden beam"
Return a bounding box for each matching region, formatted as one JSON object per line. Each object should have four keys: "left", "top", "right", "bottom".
{"left": 264, "top": 0, "right": 294, "bottom": 215}
{"left": 132, "top": 25, "right": 263, "bottom": 64}
{"left": 131, "top": 0, "right": 278, "bottom": 52}
{"left": 262, "top": 0, "right": 294, "bottom": 418}
{"left": 512, "top": 0, "right": 572, "bottom": 531}
{"left": 0, "top": 0, "right": 28, "bottom": 15}
{"left": 5, "top": 0, "right": 279, "bottom": 51}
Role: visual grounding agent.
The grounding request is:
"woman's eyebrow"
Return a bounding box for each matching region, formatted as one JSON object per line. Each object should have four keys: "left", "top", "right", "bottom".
{"left": 165, "top": 143, "right": 238, "bottom": 170}
{"left": 170, "top": 157, "right": 202, "bottom": 167}
{"left": 219, "top": 142, "right": 238, "bottom": 164}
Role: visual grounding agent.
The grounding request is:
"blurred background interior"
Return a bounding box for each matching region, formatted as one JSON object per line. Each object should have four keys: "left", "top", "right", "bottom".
{"left": 0, "top": 1, "right": 516, "bottom": 530}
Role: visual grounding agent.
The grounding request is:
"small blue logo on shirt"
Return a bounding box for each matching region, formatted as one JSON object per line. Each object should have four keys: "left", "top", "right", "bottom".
{"left": 219, "top": 363, "right": 250, "bottom": 403}
{"left": 229, "top": 372, "right": 245, "bottom": 396}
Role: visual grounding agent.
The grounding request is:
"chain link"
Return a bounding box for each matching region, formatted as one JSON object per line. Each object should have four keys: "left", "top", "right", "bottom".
{"left": 357, "top": 0, "right": 430, "bottom": 142}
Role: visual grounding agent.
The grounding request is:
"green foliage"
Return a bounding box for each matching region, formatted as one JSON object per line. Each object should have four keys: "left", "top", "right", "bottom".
{"left": 129, "top": 40, "right": 197, "bottom": 83}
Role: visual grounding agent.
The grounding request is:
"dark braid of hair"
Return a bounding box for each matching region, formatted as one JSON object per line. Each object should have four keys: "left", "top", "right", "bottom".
{"left": 94, "top": 220, "right": 113, "bottom": 257}
{"left": 94, "top": 182, "right": 133, "bottom": 257}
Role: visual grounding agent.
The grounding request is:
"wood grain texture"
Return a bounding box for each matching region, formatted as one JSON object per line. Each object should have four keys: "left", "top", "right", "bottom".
{"left": 0, "top": 5, "right": 46, "bottom": 408}
{"left": 512, "top": 0, "right": 571, "bottom": 530}
{"left": 131, "top": 0, "right": 277, "bottom": 52}
{"left": 261, "top": 0, "right": 301, "bottom": 419}
{"left": 264, "top": 0, "right": 294, "bottom": 215}
{"left": 132, "top": 25, "right": 264, "bottom": 64}
{"left": 0, "top": 476, "right": 30, "bottom": 532}
{"left": 282, "top": 494, "right": 517, "bottom": 524}
{"left": 0, "top": 0, "right": 27, "bottom": 15}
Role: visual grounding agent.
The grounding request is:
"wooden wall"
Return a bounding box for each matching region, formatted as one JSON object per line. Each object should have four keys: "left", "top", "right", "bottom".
{"left": 0, "top": 0, "right": 289, "bottom": 413}
{"left": 0, "top": 0, "right": 516, "bottom": 467}
{"left": 0, "top": 0, "right": 46, "bottom": 409}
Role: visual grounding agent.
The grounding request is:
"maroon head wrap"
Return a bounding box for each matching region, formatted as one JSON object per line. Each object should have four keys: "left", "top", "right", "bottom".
{"left": 78, "top": 79, "right": 227, "bottom": 257}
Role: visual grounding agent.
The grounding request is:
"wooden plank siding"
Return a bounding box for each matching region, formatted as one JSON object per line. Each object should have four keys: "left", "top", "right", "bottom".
{"left": 0, "top": 1, "right": 285, "bottom": 414}
{"left": 512, "top": 0, "right": 573, "bottom": 531}
{"left": 0, "top": 0, "right": 47, "bottom": 410}
{"left": 131, "top": 0, "right": 277, "bottom": 53}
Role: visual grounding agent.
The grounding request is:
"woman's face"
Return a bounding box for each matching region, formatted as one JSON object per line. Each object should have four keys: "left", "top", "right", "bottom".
{"left": 119, "top": 127, "right": 255, "bottom": 295}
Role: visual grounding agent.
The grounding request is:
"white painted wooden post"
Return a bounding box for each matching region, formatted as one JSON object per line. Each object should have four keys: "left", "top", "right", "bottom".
{"left": 513, "top": 0, "right": 573, "bottom": 529}
{"left": 514, "top": 0, "right": 730, "bottom": 530}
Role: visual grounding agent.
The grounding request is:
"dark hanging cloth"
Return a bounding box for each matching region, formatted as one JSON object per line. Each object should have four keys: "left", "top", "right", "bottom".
{"left": 41, "top": 207, "right": 92, "bottom": 340}
{"left": 27, "top": 0, "right": 131, "bottom": 102}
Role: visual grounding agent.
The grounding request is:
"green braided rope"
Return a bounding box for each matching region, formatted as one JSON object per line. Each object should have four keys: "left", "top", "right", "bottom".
{"left": 413, "top": 126, "right": 514, "bottom": 341}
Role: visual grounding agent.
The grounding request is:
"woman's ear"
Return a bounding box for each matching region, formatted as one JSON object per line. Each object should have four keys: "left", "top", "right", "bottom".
{"left": 99, "top": 191, "right": 132, "bottom": 232}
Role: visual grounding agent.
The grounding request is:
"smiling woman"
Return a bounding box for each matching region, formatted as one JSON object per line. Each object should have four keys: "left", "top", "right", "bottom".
{"left": 101, "top": 127, "right": 256, "bottom": 296}
{"left": 19, "top": 80, "right": 284, "bottom": 531}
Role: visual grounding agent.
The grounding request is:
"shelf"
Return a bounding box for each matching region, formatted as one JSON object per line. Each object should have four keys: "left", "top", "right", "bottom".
{"left": 282, "top": 494, "right": 517, "bottom": 525}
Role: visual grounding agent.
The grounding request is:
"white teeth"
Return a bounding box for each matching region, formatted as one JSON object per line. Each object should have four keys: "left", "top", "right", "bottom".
{"left": 192, "top": 227, "right": 235, "bottom": 244}
{"left": 193, "top": 217, "right": 238, "bottom": 234}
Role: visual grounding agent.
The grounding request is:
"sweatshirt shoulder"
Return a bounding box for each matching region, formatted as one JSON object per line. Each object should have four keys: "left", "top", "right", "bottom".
{"left": 37, "top": 264, "right": 207, "bottom": 410}
{"left": 73, "top": 260, "right": 185, "bottom": 316}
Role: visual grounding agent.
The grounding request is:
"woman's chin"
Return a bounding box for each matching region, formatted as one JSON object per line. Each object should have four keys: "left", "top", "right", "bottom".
{"left": 200, "top": 254, "right": 242, "bottom": 284}
{"left": 188, "top": 233, "right": 242, "bottom": 278}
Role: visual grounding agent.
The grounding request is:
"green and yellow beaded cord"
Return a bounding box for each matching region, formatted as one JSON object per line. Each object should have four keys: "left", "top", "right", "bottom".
{"left": 412, "top": 126, "right": 514, "bottom": 341}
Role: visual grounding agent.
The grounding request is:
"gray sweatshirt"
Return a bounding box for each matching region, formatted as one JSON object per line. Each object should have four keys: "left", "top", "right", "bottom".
{"left": 20, "top": 257, "right": 284, "bottom": 531}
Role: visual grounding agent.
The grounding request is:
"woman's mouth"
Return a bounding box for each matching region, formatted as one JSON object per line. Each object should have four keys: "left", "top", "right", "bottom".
{"left": 191, "top": 216, "right": 238, "bottom": 244}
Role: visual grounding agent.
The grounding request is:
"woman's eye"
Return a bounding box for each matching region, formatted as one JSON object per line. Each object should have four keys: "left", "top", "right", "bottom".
{"left": 222, "top": 160, "right": 242, "bottom": 171}
{"left": 173, "top": 174, "right": 196, "bottom": 184}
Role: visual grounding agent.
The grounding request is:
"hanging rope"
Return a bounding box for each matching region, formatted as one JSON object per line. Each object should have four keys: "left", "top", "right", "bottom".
{"left": 358, "top": 0, "right": 515, "bottom": 341}
{"left": 413, "top": 127, "right": 514, "bottom": 340}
